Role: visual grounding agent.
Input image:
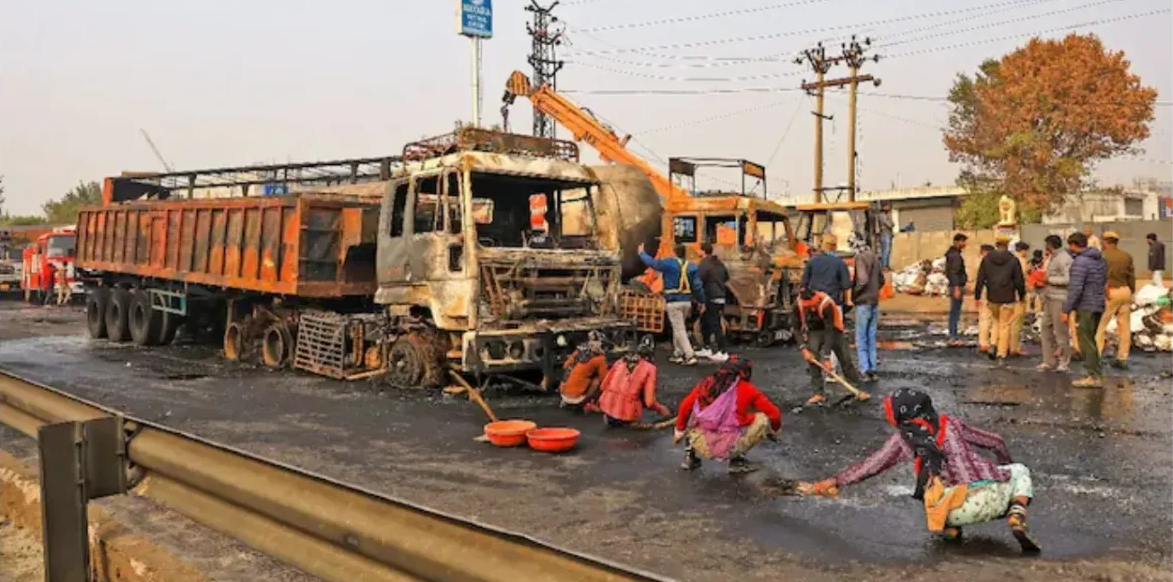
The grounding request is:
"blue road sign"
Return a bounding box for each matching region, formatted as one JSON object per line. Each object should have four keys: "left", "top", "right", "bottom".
{"left": 460, "top": 0, "right": 493, "bottom": 38}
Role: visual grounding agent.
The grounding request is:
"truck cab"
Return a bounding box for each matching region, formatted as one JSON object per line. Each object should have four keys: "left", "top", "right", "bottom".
{"left": 21, "top": 227, "right": 82, "bottom": 302}
{"left": 375, "top": 129, "right": 635, "bottom": 386}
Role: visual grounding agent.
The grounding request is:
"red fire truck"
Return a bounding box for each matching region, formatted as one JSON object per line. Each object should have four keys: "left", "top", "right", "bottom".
{"left": 21, "top": 226, "right": 83, "bottom": 304}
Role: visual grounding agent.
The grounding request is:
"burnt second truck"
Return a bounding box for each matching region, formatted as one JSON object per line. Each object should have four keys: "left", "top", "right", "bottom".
{"left": 75, "top": 128, "right": 636, "bottom": 387}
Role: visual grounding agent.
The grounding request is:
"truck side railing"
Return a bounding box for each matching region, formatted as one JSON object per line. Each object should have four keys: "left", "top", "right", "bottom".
{"left": 104, "top": 156, "right": 403, "bottom": 204}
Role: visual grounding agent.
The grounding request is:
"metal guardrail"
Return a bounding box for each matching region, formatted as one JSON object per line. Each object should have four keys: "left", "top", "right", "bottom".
{"left": 0, "top": 368, "right": 677, "bottom": 582}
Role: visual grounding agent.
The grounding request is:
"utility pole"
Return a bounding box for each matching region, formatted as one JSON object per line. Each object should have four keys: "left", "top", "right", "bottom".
{"left": 842, "top": 36, "right": 881, "bottom": 201}
{"left": 797, "top": 37, "right": 881, "bottom": 202}
{"left": 796, "top": 43, "right": 836, "bottom": 204}
{"left": 525, "top": 1, "right": 564, "bottom": 138}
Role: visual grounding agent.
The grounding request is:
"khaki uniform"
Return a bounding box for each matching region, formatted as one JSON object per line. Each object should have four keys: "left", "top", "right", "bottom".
{"left": 1009, "top": 254, "right": 1030, "bottom": 355}
{"left": 1096, "top": 245, "right": 1136, "bottom": 361}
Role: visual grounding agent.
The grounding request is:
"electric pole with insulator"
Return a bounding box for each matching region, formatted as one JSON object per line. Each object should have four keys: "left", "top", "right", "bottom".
{"left": 526, "top": 1, "right": 564, "bottom": 138}
{"left": 796, "top": 43, "right": 836, "bottom": 203}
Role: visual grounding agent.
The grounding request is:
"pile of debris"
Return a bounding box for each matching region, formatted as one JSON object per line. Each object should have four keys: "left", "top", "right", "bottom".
{"left": 1106, "top": 283, "right": 1173, "bottom": 353}
{"left": 892, "top": 257, "right": 950, "bottom": 296}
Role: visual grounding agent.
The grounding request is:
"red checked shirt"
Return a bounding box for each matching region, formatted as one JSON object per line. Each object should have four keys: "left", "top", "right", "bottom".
{"left": 834, "top": 418, "right": 1013, "bottom": 487}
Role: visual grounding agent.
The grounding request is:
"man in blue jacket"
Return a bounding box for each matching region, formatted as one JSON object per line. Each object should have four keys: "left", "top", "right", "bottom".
{"left": 639, "top": 243, "right": 704, "bottom": 366}
{"left": 1061, "top": 232, "right": 1107, "bottom": 388}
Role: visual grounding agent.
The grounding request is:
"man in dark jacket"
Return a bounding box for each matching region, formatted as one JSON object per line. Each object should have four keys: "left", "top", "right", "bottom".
{"left": 974, "top": 235, "right": 1025, "bottom": 365}
{"left": 1061, "top": 232, "right": 1107, "bottom": 387}
{"left": 696, "top": 242, "right": 730, "bottom": 363}
{"left": 1147, "top": 233, "right": 1166, "bottom": 287}
{"left": 944, "top": 233, "right": 969, "bottom": 345}
{"left": 801, "top": 234, "right": 852, "bottom": 305}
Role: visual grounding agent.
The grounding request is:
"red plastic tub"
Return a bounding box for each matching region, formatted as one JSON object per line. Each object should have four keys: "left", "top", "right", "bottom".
{"left": 525, "top": 427, "right": 580, "bottom": 453}
{"left": 483, "top": 420, "right": 537, "bottom": 447}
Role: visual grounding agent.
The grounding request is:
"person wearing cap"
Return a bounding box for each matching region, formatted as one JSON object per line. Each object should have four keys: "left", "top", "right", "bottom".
{"left": 1009, "top": 242, "right": 1032, "bottom": 356}
{"left": 1061, "top": 231, "right": 1107, "bottom": 388}
{"left": 558, "top": 333, "right": 609, "bottom": 410}
{"left": 1095, "top": 231, "right": 1135, "bottom": 370}
{"left": 801, "top": 233, "right": 852, "bottom": 306}
{"left": 975, "top": 244, "right": 998, "bottom": 354}
{"left": 1146, "top": 233, "right": 1165, "bottom": 287}
{"left": 877, "top": 202, "right": 895, "bottom": 270}
{"left": 974, "top": 235, "right": 1025, "bottom": 365}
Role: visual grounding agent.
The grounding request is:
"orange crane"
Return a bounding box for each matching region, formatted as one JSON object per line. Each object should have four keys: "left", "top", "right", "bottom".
{"left": 503, "top": 71, "right": 806, "bottom": 344}
{"left": 502, "top": 71, "right": 690, "bottom": 206}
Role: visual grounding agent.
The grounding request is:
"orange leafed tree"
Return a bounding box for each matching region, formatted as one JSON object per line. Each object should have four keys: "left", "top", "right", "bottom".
{"left": 943, "top": 33, "right": 1157, "bottom": 213}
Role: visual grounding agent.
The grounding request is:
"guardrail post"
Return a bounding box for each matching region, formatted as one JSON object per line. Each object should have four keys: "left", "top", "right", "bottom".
{"left": 37, "top": 416, "right": 127, "bottom": 582}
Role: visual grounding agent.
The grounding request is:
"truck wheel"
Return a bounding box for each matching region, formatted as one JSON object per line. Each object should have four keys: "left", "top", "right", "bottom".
{"left": 386, "top": 333, "right": 444, "bottom": 388}
{"left": 86, "top": 289, "right": 110, "bottom": 339}
{"left": 129, "top": 289, "right": 163, "bottom": 346}
{"left": 105, "top": 289, "right": 132, "bottom": 342}
{"left": 155, "top": 311, "right": 181, "bottom": 346}
{"left": 223, "top": 322, "right": 245, "bottom": 361}
{"left": 261, "top": 322, "right": 293, "bottom": 368}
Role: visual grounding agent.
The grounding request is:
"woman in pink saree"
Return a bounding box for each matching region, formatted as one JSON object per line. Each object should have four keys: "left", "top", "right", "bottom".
{"left": 674, "top": 357, "right": 782, "bottom": 474}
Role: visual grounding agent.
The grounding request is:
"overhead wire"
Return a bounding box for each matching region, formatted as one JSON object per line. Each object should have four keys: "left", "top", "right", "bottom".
{"left": 564, "top": 0, "right": 1066, "bottom": 68}
{"left": 578, "top": 0, "right": 835, "bottom": 33}
{"left": 564, "top": 0, "right": 1069, "bottom": 58}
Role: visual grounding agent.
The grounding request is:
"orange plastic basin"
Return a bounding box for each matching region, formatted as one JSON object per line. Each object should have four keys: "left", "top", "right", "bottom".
{"left": 526, "top": 427, "right": 580, "bottom": 453}
{"left": 484, "top": 420, "right": 537, "bottom": 447}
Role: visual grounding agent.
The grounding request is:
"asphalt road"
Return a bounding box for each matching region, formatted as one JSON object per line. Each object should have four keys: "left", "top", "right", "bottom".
{"left": 1, "top": 301, "right": 1170, "bottom": 582}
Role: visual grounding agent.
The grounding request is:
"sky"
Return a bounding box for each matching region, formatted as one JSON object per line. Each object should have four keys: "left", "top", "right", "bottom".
{"left": 1, "top": 0, "right": 1170, "bottom": 215}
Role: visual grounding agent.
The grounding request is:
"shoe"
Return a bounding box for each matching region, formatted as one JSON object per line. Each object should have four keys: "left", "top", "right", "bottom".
{"left": 728, "top": 455, "right": 759, "bottom": 474}
{"left": 987, "top": 350, "right": 997, "bottom": 361}
{"left": 865, "top": 372, "right": 878, "bottom": 382}
{"left": 709, "top": 352, "right": 730, "bottom": 363}
{"left": 681, "top": 447, "right": 701, "bottom": 471}
{"left": 682, "top": 357, "right": 698, "bottom": 366}
{"left": 1035, "top": 363, "right": 1053, "bottom": 372}
{"left": 806, "top": 393, "right": 826, "bottom": 406}
{"left": 1055, "top": 364, "right": 1070, "bottom": 373}
{"left": 1072, "top": 375, "right": 1103, "bottom": 388}
{"left": 978, "top": 345, "right": 989, "bottom": 353}
{"left": 668, "top": 356, "right": 684, "bottom": 364}
{"left": 694, "top": 348, "right": 713, "bottom": 358}
{"left": 1109, "top": 360, "right": 1129, "bottom": 370}
{"left": 1007, "top": 508, "right": 1042, "bottom": 553}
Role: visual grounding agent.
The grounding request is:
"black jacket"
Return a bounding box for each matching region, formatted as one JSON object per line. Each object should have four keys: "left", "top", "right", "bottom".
{"left": 975, "top": 249, "right": 1025, "bottom": 304}
{"left": 1149, "top": 240, "right": 1166, "bottom": 272}
{"left": 697, "top": 255, "right": 729, "bottom": 302}
{"left": 944, "top": 246, "right": 967, "bottom": 288}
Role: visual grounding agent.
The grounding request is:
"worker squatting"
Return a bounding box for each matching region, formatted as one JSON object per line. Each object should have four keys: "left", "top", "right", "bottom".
{"left": 556, "top": 232, "right": 1044, "bottom": 554}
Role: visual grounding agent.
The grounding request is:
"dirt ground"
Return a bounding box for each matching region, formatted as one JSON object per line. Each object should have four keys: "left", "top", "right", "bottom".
{"left": 1, "top": 299, "right": 1171, "bottom": 582}
{"left": 0, "top": 520, "right": 43, "bottom": 582}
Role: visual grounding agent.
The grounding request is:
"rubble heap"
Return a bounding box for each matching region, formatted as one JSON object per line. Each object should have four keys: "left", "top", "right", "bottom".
{"left": 892, "top": 257, "right": 950, "bottom": 296}
{"left": 1028, "top": 283, "right": 1173, "bottom": 352}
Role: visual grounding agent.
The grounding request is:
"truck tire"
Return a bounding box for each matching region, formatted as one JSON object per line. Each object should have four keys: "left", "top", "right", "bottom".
{"left": 154, "top": 309, "right": 181, "bottom": 345}
{"left": 129, "top": 289, "right": 163, "bottom": 346}
{"left": 86, "top": 288, "right": 110, "bottom": 339}
{"left": 261, "top": 322, "right": 293, "bottom": 368}
{"left": 223, "top": 322, "right": 245, "bottom": 361}
{"left": 105, "top": 289, "right": 132, "bottom": 342}
{"left": 386, "top": 332, "right": 445, "bottom": 388}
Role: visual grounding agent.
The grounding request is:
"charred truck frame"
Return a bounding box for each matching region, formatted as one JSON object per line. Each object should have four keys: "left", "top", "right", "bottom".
{"left": 75, "top": 128, "right": 634, "bottom": 388}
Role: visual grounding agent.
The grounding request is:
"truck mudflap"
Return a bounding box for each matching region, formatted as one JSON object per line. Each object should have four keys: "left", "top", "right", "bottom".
{"left": 461, "top": 319, "right": 637, "bottom": 382}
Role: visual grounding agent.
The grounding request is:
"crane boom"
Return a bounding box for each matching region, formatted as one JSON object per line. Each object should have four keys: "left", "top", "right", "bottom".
{"left": 139, "top": 128, "right": 175, "bottom": 173}
{"left": 503, "top": 71, "right": 688, "bottom": 203}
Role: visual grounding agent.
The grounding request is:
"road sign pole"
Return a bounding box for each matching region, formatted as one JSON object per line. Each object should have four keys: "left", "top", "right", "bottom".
{"left": 471, "top": 36, "right": 482, "bottom": 126}
{"left": 458, "top": 0, "right": 492, "bottom": 128}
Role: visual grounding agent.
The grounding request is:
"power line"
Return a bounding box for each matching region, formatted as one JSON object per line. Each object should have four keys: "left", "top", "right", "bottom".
{"left": 563, "top": 8, "right": 1173, "bottom": 90}
{"left": 887, "top": 7, "right": 1170, "bottom": 58}
{"left": 636, "top": 98, "right": 794, "bottom": 134}
{"left": 564, "top": 0, "right": 1065, "bottom": 67}
{"left": 565, "top": 0, "right": 1068, "bottom": 57}
{"left": 579, "top": 0, "right": 834, "bottom": 33}
{"left": 763, "top": 95, "right": 810, "bottom": 169}
{"left": 877, "top": 0, "right": 1131, "bottom": 48}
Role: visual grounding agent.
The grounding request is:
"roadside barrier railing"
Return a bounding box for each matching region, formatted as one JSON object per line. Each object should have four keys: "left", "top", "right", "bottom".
{"left": 0, "top": 368, "right": 675, "bottom": 582}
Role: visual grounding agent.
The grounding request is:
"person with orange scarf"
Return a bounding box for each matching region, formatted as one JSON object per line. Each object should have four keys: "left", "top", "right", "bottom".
{"left": 798, "top": 389, "right": 1040, "bottom": 553}
{"left": 795, "top": 288, "right": 863, "bottom": 404}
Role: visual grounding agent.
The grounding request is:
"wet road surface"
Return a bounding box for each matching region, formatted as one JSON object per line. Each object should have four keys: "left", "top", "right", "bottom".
{"left": 1, "top": 302, "right": 1170, "bottom": 582}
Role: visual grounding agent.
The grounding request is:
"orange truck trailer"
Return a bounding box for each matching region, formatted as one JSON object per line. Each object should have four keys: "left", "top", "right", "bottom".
{"left": 75, "top": 128, "right": 636, "bottom": 387}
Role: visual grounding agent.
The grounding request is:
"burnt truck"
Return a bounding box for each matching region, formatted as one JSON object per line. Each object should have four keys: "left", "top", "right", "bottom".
{"left": 75, "top": 128, "right": 636, "bottom": 387}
